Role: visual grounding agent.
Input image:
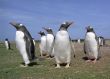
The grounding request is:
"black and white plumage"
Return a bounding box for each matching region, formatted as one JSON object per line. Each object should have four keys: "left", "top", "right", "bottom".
{"left": 77, "top": 39, "right": 81, "bottom": 43}
{"left": 52, "top": 22, "right": 75, "bottom": 68}
{"left": 84, "top": 26, "right": 100, "bottom": 63}
{"left": 43, "top": 27, "right": 54, "bottom": 57}
{"left": 5, "top": 38, "right": 11, "bottom": 50}
{"left": 38, "top": 31, "right": 47, "bottom": 57}
{"left": 10, "top": 21, "right": 36, "bottom": 67}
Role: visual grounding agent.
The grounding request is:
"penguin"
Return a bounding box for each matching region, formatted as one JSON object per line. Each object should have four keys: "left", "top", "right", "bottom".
{"left": 43, "top": 27, "right": 54, "bottom": 58}
{"left": 5, "top": 38, "right": 11, "bottom": 50}
{"left": 52, "top": 21, "right": 75, "bottom": 68}
{"left": 77, "top": 39, "right": 81, "bottom": 43}
{"left": 10, "top": 21, "right": 36, "bottom": 67}
{"left": 38, "top": 31, "right": 47, "bottom": 57}
{"left": 84, "top": 26, "right": 100, "bottom": 63}
{"left": 98, "top": 36, "right": 105, "bottom": 46}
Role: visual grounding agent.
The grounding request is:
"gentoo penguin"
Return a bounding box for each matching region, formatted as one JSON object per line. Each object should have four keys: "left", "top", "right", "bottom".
{"left": 5, "top": 38, "right": 11, "bottom": 50}
{"left": 77, "top": 39, "right": 81, "bottom": 43}
{"left": 10, "top": 21, "right": 36, "bottom": 67}
{"left": 98, "top": 36, "right": 105, "bottom": 46}
{"left": 84, "top": 26, "right": 100, "bottom": 63}
{"left": 38, "top": 31, "right": 47, "bottom": 57}
{"left": 53, "top": 22, "right": 75, "bottom": 68}
{"left": 43, "top": 27, "right": 54, "bottom": 57}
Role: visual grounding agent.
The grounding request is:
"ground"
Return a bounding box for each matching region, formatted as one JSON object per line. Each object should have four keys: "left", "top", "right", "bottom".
{"left": 0, "top": 40, "right": 110, "bottom": 79}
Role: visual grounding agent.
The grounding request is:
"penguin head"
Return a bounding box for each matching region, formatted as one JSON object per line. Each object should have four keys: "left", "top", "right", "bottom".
{"left": 38, "top": 31, "right": 45, "bottom": 36}
{"left": 86, "top": 26, "right": 94, "bottom": 32}
{"left": 10, "top": 21, "right": 24, "bottom": 30}
{"left": 43, "top": 27, "right": 53, "bottom": 34}
{"left": 59, "top": 21, "right": 73, "bottom": 31}
{"left": 5, "top": 38, "right": 8, "bottom": 41}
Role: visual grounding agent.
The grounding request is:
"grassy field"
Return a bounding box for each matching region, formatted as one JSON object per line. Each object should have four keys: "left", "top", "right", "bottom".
{"left": 0, "top": 41, "right": 110, "bottom": 79}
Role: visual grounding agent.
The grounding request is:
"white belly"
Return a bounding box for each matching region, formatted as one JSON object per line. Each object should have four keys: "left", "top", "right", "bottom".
{"left": 15, "top": 31, "right": 30, "bottom": 64}
{"left": 54, "top": 31, "right": 71, "bottom": 63}
{"left": 40, "top": 36, "right": 47, "bottom": 52}
{"left": 46, "top": 34, "right": 54, "bottom": 54}
{"left": 85, "top": 32, "right": 98, "bottom": 59}
{"left": 5, "top": 41, "right": 9, "bottom": 49}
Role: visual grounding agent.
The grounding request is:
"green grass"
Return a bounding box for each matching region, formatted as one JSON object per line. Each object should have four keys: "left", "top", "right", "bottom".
{"left": 0, "top": 41, "right": 110, "bottom": 79}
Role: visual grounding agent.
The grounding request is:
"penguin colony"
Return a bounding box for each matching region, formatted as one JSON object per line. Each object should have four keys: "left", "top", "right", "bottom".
{"left": 9, "top": 21, "right": 104, "bottom": 68}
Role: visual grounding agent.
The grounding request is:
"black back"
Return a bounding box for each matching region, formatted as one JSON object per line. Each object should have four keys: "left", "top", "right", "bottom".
{"left": 38, "top": 31, "right": 46, "bottom": 37}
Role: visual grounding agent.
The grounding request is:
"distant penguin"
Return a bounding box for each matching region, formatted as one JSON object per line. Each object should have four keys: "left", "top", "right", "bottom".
{"left": 77, "top": 39, "right": 81, "bottom": 43}
{"left": 38, "top": 31, "right": 47, "bottom": 57}
{"left": 84, "top": 26, "right": 100, "bottom": 63}
{"left": 5, "top": 38, "right": 11, "bottom": 50}
{"left": 43, "top": 27, "right": 54, "bottom": 57}
{"left": 98, "top": 36, "right": 105, "bottom": 46}
{"left": 10, "top": 21, "right": 36, "bottom": 67}
{"left": 52, "top": 22, "right": 75, "bottom": 68}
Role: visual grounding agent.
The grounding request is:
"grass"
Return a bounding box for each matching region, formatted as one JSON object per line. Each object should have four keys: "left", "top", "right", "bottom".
{"left": 0, "top": 41, "right": 110, "bottom": 79}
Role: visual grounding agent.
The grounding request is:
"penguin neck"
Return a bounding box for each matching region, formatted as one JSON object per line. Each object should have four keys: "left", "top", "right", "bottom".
{"left": 87, "top": 30, "right": 95, "bottom": 34}
{"left": 47, "top": 32, "right": 53, "bottom": 35}
{"left": 47, "top": 31, "right": 53, "bottom": 35}
{"left": 41, "top": 35, "right": 46, "bottom": 37}
{"left": 59, "top": 29, "right": 68, "bottom": 33}
{"left": 86, "top": 31, "right": 95, "bottom": 35}
{"left": 59, "top": 27, "right": 67, "bottom": 31}
{"left": 86, "top": 31, "right": 97, "bottom": 39}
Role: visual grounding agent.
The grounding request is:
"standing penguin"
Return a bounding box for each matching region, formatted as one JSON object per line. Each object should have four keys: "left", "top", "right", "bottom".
{"left": 53, "top": 22, "right": 75, "bottom": 68}
{"left": 98, "top": 36, "right": 105, "bottom": 46}
{"left": 38, "top": 31, "right": 47, "bottom": 57}
{"left": 43, "top": 27, "right": 54, "bottom": 58}
{"left": 77, "top": 39, "right": 81, "bottom": 43}
{"left": 10, "top": 21, "right": 36, "bottom": 67}
{"left": 84, "top": 26, "right": 100, "bottom": 63}
{"left": 5, "top": 38, "right": 11, "bottom": 50}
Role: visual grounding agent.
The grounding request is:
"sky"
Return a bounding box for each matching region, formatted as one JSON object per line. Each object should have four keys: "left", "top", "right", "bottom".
{"left": 0, "top": 0, "right": 110, "bottom": 41}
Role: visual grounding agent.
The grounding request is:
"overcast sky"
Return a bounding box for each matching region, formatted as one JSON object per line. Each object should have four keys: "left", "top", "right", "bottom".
{"left": 0, "top": 0, "right": 110, "bottom": 41}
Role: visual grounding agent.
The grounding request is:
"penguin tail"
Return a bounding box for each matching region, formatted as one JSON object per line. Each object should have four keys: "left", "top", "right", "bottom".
{"left": 74, "top": 54, "right": 76, "bottom": 58}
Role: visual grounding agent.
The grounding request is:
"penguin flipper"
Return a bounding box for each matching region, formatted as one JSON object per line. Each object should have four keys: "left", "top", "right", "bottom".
{"left": 84, "top": 42, "right": 87, "bottom": 54}
{"left": 8, "top": 41, "right": 11, "bottom": 49}
{"left": 49, "top": 37, "right": 55, "bottom": 56}
{"left": 24, "top": 31, "right": 35, "bottom": 60}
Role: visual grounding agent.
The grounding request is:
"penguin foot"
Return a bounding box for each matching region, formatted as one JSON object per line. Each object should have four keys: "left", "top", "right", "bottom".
{"left": 20, "top": 64, "right": 28, "bottom": 67}
{"left": 86, "top": 60, "right": 91, "bottom": 63}
{"left": 92, "top": 59, "right": 96, "bottom": 64}
{"left": 65, "top": 63, "right": 70, "bottom": 68}
{"left": 55, "top": 64, "right": 61, "bottom": 68}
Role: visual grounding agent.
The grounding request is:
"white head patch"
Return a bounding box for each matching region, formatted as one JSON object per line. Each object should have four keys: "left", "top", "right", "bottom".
{"left": 62, "top": 22, "right": 66, "bottom": 24}
{"left": 89, "top": 26, "right": 93, "bottom": 29}
{"left": 19, "top": 24, "right": 23, "bottom": 26}
{"left": 48, "top": 28, "right": 51, "bottom": 30}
